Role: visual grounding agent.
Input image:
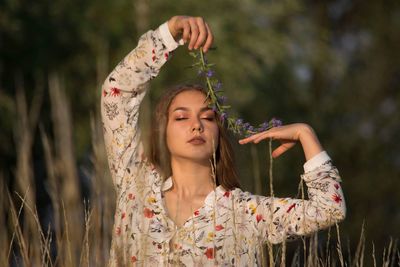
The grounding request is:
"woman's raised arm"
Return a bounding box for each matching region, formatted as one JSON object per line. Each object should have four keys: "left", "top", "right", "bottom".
{"left": 101, "top": 16, "right": 213, "bottom": 191}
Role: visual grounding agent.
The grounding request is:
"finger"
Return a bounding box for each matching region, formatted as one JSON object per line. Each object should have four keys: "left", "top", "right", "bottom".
{"left": 194, "top": 17, "right": 207, "bottom": 49}
{"left": 251, "top": 128, "right": 281, "bottom": 143}
{"left": 253, "top": 132, "right": 276, "bottom": 144}
{"left": 272, "top": 142, "right": 296, "bottom": 158}
{"left": 238, "top": 134, "right": 260, "bottom": 144}
{"left": 203, "top": 22, "right": 214, "bottom": 52}
{"left": 238, "top": 131, "right": 270, "bottom": 144}
{"left": 188, "top": 19, "right": 199, "bottom": 50}
{"left": 252, "top": 125, "right": 295, "bottom": 144}
{"left": 181, "top": 21, "right": 191, "bottom": 44}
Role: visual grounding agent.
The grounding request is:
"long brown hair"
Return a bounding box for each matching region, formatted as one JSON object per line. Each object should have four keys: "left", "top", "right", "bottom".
{"left": 149, "top": 84, "right": 241, "bottom": 190}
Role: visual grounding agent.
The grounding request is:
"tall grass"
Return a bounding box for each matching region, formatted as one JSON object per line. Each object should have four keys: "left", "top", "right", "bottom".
{"left": 1, "top": 75, "right": 399, "bottom": 266}
{"left": 2, "top": 72, "right": 114, "bottom": 266}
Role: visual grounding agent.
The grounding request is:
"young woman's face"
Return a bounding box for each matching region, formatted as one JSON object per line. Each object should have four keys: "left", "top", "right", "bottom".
{"left": 166, "top": 90, "right": 219, "bottom": 163}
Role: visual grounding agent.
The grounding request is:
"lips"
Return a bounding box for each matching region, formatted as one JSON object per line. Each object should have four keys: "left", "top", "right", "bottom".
{"left": 188, "top": 136, "right": 205, "bottom": 145}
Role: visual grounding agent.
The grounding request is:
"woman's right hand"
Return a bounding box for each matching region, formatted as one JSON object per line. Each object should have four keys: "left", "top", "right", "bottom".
{"left": 168, "top": 16, "right": 214, "bottom": 52}
{"left": 238, "top": 123, "right": 324, "bottom": 161}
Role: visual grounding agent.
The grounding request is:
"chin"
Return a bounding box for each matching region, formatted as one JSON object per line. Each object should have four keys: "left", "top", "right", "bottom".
{"left": 189, "top": 152, "right": 214, "bottom": 161}
{"left": 176, "top": 151, "right": 215, "bottom": 163}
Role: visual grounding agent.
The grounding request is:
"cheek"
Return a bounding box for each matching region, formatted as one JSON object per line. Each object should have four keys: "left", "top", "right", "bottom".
{"left": 167, "top": 121, "right": 184, "bottom": 137}
{"left": 166, "top": 122, "right": 183, "bottom": 151}
{"left": 165, "top": 123, "right": 174, "bottom": 151}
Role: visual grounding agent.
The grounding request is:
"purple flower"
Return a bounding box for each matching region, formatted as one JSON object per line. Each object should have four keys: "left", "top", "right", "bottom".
{"left": 259, "top": 122, "right": 269, "bottom": 131}
{"left": 191, "top": 50, "right": 282, "bottom": 137}
{"left": 217, "top": 95, "right": 227, "bottom": 104}
{"left": 242, "top": 122, "right": 251, "bottom": 131}
{"left": 270, "top": 118, "right": 283, "bottom": 127}
{"left": 235, "top": 119, "right": 243, "bottom": 125}
{"left": 206, "top": 70, "right": 214, "bottom": 78}
{"left": 210, "top": 104, "right": 218, "bottom": 113}
{"left": 214, "top": 81, "right": 222, "bottom": 91}
{"left": 220, "top": 112, "right": 227, "bottom": 122}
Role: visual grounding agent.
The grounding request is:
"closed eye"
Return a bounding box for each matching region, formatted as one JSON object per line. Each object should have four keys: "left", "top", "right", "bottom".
{"left": 202, "top": 117, "right": 215, "bottom": 121}
{"left": 175, "top": 117, "right": 187, "bottom": 121}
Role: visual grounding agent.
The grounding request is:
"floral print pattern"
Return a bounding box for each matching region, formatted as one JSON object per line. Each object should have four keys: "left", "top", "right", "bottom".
{"left": 101, "top": 23, "right": 346, "bottom": 266}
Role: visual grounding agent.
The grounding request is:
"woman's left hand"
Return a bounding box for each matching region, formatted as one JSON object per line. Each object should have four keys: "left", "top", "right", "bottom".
{"left": 238, "top": 123, "right": 323, "bottom": 161}
{"left": 168, "top": 16, "right": 213, "bottom": 52}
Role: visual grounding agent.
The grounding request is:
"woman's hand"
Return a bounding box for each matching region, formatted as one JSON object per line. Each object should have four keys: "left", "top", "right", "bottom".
{"left": 238, "top": 123, "right": 323, "bottom": 161}
{"left": 168, "top": 16, "right": 213, "bottom": 52}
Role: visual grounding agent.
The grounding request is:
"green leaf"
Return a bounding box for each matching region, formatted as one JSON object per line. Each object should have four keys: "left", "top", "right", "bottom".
{"left": 189, "top": 52, "right": 198, "bottom": 58}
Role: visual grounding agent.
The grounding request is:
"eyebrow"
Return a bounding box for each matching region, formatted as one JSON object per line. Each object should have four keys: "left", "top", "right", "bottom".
{"left": 172, "top": 106, "right": 213, "bottom": 112}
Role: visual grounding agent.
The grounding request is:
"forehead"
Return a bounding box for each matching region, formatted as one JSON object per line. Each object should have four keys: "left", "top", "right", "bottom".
{"left": 169, "top": 90, "right": 210, "bottom": 111}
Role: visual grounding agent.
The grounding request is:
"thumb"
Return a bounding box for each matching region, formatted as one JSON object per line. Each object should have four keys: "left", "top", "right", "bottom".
{"left": 271, "top": 142, "right": 296, "bottom": 158}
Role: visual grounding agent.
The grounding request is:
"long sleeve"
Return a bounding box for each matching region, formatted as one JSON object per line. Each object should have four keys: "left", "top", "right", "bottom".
{"left": 249, "top": 158, "right": 346, "bottom": 244}
{"left": 101, "top": 23, "right": 180, "bottom": 192}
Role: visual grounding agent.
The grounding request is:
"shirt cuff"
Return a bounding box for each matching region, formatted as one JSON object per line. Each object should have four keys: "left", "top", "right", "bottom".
{"left": 158, "top": 22, "right": 184, "bottom": 52}
{"left": 303, "top": 151, "right": 331, "bottom": 173}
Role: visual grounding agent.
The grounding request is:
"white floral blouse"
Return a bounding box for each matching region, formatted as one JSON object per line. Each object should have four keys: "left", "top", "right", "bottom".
{"left": 101, "top": 22, "right": 346, "bottom": 266}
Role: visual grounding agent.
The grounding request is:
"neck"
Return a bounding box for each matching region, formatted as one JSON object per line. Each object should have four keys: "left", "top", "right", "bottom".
{"left": 169, "top": 157, "right": 215, "bottom": 197}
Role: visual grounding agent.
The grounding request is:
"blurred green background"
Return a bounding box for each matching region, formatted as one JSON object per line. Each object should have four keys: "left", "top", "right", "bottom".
{"left": 1, "top": 0, "right": 399, "bottom": 264}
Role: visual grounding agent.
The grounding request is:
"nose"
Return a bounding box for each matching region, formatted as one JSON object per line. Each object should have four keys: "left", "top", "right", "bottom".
{"left": 191, "top": 118, "right": 203, "bottom": 133}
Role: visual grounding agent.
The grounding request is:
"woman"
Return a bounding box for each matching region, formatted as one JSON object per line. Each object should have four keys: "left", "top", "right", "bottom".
{"left": 101, "top": 16, "right": 345, "bottom": 266}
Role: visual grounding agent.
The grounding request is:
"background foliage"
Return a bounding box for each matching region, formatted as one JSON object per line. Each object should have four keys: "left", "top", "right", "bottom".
{"left": 1, "top": 0, "right": 399, "bottom": 265}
